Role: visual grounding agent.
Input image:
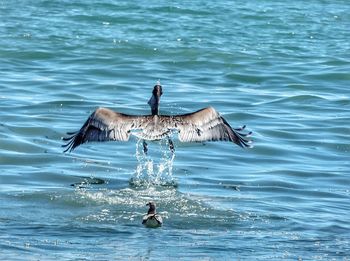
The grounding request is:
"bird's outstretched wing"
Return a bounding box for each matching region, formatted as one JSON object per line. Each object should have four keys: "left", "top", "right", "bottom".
{"left": 171, "top": 107, "right": 252, "bottom": 148}
{"left": 62, "top": 107, "right": 149, "bottom": 152}
{"left": 62, "top": 106, "right": 252, "bottom": 152}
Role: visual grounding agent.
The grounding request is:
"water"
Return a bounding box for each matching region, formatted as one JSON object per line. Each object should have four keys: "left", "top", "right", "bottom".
{"left": 1, "top": 0, "right": 350, "bottom": 260}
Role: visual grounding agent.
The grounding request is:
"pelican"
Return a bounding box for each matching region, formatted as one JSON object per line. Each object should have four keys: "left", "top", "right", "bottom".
{"left": 142, "top": 201, "right": 163, "bottom": 228}
{"left": 62, "top": 83, "right": 252, "bottom": 153}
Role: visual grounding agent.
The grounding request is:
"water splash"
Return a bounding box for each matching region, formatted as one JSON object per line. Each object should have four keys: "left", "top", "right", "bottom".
{"left": 129, "top": 139, "right": 177, "bottom": 187}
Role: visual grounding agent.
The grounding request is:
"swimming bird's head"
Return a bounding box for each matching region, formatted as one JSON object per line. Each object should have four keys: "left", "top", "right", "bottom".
{"left": 146, "top": 201, "right": 156, "bottom": 214}
{"left": 148, "top": 84, "right": 163, "bottom": 115}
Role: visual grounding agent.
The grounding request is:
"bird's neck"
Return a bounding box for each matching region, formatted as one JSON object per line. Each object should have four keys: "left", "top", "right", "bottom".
{"left": 148, "top": 93, "right": 160, "bottom": 115}
{"left": 151, "top": 102, "right": 160, "bottom": 115}
{"left": 151, "top": 107, "right": 159, "bottom": 116}
{"left": 148, "top": 206, "right": 156, "bottom": 214}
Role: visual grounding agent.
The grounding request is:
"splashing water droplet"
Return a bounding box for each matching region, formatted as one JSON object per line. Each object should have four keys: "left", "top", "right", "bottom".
{"left": 130, "top": 139, "right": 176, "bottom": 187}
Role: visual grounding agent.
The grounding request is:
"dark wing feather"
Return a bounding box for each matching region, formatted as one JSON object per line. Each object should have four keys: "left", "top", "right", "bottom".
{"left": 172, "top": 107, "right": 252, "bottom": 148}
{"left": 62, "top": 107, "right": 146, "bottom": 152}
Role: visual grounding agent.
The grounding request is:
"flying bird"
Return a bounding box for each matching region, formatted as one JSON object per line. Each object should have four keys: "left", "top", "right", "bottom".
{"left": 142, "top": 201, "right": 163, "bottom": 228}
{"left": 62, "top": 83, "right": 252, "bottom": 153}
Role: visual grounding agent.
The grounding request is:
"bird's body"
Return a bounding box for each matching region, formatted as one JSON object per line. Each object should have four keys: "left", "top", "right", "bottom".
{"left": 62, "top": 84, "right": 252, "bottom": 153}
{"left": 142, "top": 202, "right": 163, "bottom": 228}
{"left": 142, "top": 213, "right": 163, "bottom": 228}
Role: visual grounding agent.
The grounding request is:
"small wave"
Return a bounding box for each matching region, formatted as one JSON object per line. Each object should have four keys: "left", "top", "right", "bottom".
{"left": 70, "top": 177, "right": 106, "bottom": 188}
{"left": 253, "top": 94, "right": 328, "bottom": 106}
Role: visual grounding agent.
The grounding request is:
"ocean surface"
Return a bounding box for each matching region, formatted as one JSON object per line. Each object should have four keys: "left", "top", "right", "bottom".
{"left": 1, "top": 1, "right": 350, "bottom": 260}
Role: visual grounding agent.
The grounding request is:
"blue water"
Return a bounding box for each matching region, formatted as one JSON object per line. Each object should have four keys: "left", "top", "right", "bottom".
{"left": 1, "top": 1, "right": 350, "bottom": 260}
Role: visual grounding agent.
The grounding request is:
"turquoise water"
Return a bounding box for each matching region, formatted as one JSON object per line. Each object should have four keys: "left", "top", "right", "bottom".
{"left": 1, "top": 1, "right": 350, "bottom": 260}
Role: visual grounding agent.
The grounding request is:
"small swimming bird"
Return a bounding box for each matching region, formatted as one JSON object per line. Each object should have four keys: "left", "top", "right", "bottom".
{"left": 62, "top": 83, "right": 252, "bottom": 153}
{"left": 142, "top": 201, "right": 163, "bottom": 228}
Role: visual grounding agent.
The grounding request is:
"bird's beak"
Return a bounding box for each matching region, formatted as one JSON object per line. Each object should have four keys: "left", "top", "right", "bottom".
{"left": 148, "top": 94, "right": 159, "bottom": 113}
{"left": 148, "top": 94, "right": 158, "bottom": 107}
